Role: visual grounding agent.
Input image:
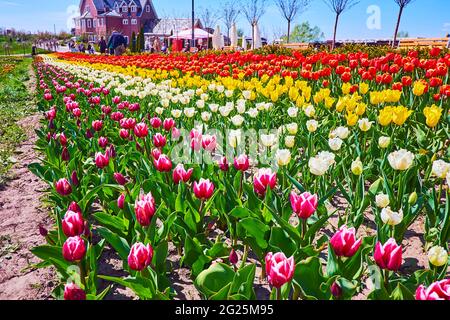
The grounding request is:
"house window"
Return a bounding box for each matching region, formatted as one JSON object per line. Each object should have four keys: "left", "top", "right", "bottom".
{"left": 81, "top": 20, "right": 86, "bottom": 28}
{"left": 146, "top": 5, "right": 150, "bottom": 12}
{"left": 87, "top": 19, "right": 91, "bottom": 28}
{"left": 123, "top": 19, "right": 129, "bottom": 25}
{"left": 131, "top": 19, "right": 137, "bottom": 25}
{"left": 131, "top": 6, "right": 137, "bottom": 12}
{"left": 122, "top": 6, "right": 128, "bottom": 13}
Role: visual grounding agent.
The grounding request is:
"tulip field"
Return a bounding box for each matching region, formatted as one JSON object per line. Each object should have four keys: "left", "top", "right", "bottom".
{"left": 28, "top": 46, "right": 450, "bottom": 300}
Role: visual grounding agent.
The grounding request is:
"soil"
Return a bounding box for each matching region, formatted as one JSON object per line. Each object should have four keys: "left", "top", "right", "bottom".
{"left": 0, "top": 66, "right": 439, "bottom": 300}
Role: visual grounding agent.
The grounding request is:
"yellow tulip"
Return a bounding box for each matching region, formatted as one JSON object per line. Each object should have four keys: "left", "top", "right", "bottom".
{"left": 423, "top": 104, "right": 443, "bottom": 128}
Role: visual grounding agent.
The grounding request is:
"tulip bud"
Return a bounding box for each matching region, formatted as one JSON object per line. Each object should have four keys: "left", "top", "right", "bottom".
{"left": 117, "top": 193, "right": 125, "bottom": 209}
{"left": 428, "top": 246, "right": 448, "bottom": 267}
{"left": 38, "top": 224, "right": 48, "bottom": 237}
{"left": 62, "top": 210, "right": 85, "bottom": 237}
{"left": 61, "top": 147, "right": 70, "bottom": 162}
{"left": 290, "top": 191, "right": 318, "bottom": 219}
{"left": 193, "top": 179, "right": 215, "bottom": 200}
{"left": 70, "top": 171, "right": 79, "bottom": 187}
{"left": 331, "top": 282, "right": 342, "bottom": 299}
{"left": 351, "top": 158, "right": 363, "bottom": 176}
{"left": 409, "top": 192, "right": 418, "bottom": 205}
{"left": 134, "top": 192, "right": 156, "bottom": 227}
{"left": 113, "top": 172, "right": 128, "bottom": 186}
{"left": 229, "top": 249, "right": 239, "bottom": 265}
{"left": 55, "top": 178, "right": 72, "bottom": 196}
{"left": 64, "top": 283, "right": 86, "bottom": 300}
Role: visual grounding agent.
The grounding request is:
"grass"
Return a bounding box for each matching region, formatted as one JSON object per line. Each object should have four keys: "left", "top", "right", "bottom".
{"left": 0, "top": 56, "right": 34, "bottom": 184}
{"left": 0, "top": 36, "right": 49, "bottom": 56}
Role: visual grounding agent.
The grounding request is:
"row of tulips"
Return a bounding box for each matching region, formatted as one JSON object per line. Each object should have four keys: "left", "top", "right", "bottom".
{"left": 30, "top": 49, "right": 450, "bottom": 300}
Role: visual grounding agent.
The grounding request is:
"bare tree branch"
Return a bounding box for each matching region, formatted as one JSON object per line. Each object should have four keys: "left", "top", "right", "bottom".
{"left": 220, "top": 1, "right": 240, "bottom": 36}
{"left": 274, "top": 0, "right": 310, "bottom": 43}
{"left": 323, "top": 0, "right": 360, "bottom": 49}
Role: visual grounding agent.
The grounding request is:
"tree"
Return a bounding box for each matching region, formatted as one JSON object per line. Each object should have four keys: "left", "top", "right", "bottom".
{"left": 200, "top": 7, "right": 219, "bottom": 49}
{"left": 241, "top": 0, "right": 267, "bottom": 48}
{"left": 131, "top": 31, "right": 137, "bottom": 53}
{"left": 324, "top": 0, "right": 359, "bottom": 50}
{"left": 397, "top": 30, "right": 409, "bottom": 38}
{"left": 282, "top": 22, "right": 324, "bottom": 43}
{"left": 137, "top": 27, "right": 145, "bottom": 53}
{"left": 220, "top": 1, "right": 240, "bottom": 37}
{"left": 274, "top": 0, "right": 310, "bottom": 43}
{"left": 393, "top": 0, "right": 415, "bottom": 47}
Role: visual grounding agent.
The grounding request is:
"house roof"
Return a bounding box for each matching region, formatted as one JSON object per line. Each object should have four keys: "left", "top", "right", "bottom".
{"left": 151, "top": 18, "right": 203, "bottom": 36}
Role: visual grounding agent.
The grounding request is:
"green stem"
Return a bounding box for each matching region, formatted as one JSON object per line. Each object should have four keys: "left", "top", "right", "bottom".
{"left": 276, "top": 287, "right": 282, "bottom": 301}
{"left": 239, "top": 244, "right": 249, "bottom": 269}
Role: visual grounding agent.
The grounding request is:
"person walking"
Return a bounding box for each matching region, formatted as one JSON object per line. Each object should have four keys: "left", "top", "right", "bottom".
{"left": 99, "top": 36, "right": 107, "bottom": 54}
{"left": 108, "top": 30, "right": 127, "bottom": 56}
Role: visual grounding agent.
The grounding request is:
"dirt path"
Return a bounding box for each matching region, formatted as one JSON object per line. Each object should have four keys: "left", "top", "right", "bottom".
{"left": 0, "top": 65, "right": 55, "bottom": 300}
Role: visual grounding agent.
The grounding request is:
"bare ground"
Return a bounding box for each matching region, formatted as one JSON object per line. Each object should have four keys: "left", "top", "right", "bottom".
{"left": 0, "top": 113, "right": 56, "bottom": 300}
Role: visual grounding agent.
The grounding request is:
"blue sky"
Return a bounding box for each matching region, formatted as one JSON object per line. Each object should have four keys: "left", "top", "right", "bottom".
{"left": 0, "top": 0, "right": 449, "bottom": 41}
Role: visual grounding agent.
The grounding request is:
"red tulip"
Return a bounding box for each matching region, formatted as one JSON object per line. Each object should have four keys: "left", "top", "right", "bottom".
{"left": 331, "top": 282, "right": 343, "bottom": 299}
{"left": 330, "top": 226, "right": 362, "bottom": 258}
{"left": 150, "top": 117, "right": 162, "bottom": 128}
{"left": 117, "top": 193, "right": 125, "bottom": 209}
{"left": 59, "top": 133, "right": 67, "bottom": 146}
{"left": 38, "top": 224, "right": 48, "bottom": 237}
{"left": 113, "top": 172, "right": 128, "bottom": 185}
{"left": 193, "top": 179, "right": 215, "bottom": 200}
{"left": 62, "top": 210, "right": 85, "bottom": 237}
{"left": 234, "top": 154, "right": 250, "bottom": 172}
{"left": 154, "top": 154, "right": 172, "bottom": 172}
{"left": 128, "top": 243, "right": 153, "bottom": 271}
{"left": 95, "top": 152, "right": 109, "bottom": 169}
{"left": 134, "top": 122, "right": 149, "bottom": 138}
{"left": 62, "top": 236, "right": 86, "bottom": 262}
{"left": 173, "top": 164, "right": 193, "bottom": 185}
{"left": 134, "top": 192, "right": 156, "bottom": 227}
{"left": 153, "top": 133, "right": 167, "bottom": 148}
{"left": 430, "top": 47, "right": 441, "bottom": 57}
{"left": 253, "top": 168, "right": 277, "bottom": 196}
{"left": 92, "top": 120, "right": 103, "bottom": 132}
{"left": 68, "top": 201, "right": 81, "bottom": 214}
{"left": 64, "top": 283, "right": 86, "bottom": 300}
{"left": 416, "top": 279, "right": 450, "bottom": 300}
{"left": 290, "top": 191, "right": 318, "bottom": 219}
{"left": 55, "top": 178, "right": 72, "bottom": 196}
{"left": 265, "top": 252, "right": 295, "bottom": 288}
{"left": 373, "top": 238, "right": 402, "bottom": 271}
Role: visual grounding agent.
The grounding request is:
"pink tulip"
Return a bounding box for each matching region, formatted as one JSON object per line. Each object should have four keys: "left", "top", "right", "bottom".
{"left": 331, "top": 282, "right": 343, "bottom": 299}
{"left": 134, "top": 122, "right": 149, "bottom": 138}
{"left": 117, "top": 193, "right": 125, "bottom": 209}
{"left": 229, "top": 249, "right": 239, "bottom": 265}
{"left": 72, "top": 108, "right": 82, "bottom": 117}
{"left": 416, "top": 279, "right": 450, "bottom": 300}
{"left": 153, "top": 133, "right": 167, "bottom": 148}
{"left": 163, "top": 118, "right": 175, "bottom": 131}
{"left": 92, "top": 120, "right": 103, "bottom": 132}
{"left": 64, "top": 283, "right": 86, "bottom": 300}
{"left": 119, "top": 129, "right": 130, "bottom": 139}
{"left": 95, "top": 152, "right": 110, "bottom": 169}
{"left": 134, "top": 192, "right": 156, "bottom": 227}
{"left": 112, "top": 96, "right": 121, "bottom": 104}
{"left": 59, "top": 133, "right": 67, "bottom": 146}
{"left": 128, "top": 243, "right": 153, "bottom": 271}
{"left": 61, "top": 147, "right": 70, "bottom": 162}
{"left": 234, "top": 154, "right": 250, "bottom": 172}
{"left": 218, "top": 156, "right": 229, "bottom": 172}
{"left": 193, "top": 179, "right": 215, "bottom": 200}
{"left": 151, "top": 148, "right": 161, "bottom": 160}
{"left": 68, "top": 201, "right": 81, "bottom": 214}
{"left": 62, "top": 210, "right": 85, "bottom": 237}
{"left": 265, "top": 252, "right": 295, "bottom": 289}
{"left": 150, "top": 117, "right": 162, "bottom": 128}
{"left": 154, "top": 154, "right": 172, "bottom": 172}
{"left": 113, "top": 172, "right": 128, "bottom": 186}
{"left": 62, "top": 236, "right": 86, "bottom": 262}
{"left": 373, "top": 238, "right": 403, "bottom": 271}
{"left": 202, "top": 135, "right": 217, "bottom": 152}
{"left": 173, "top": 164, "right": 194, "bottom": 185}
{"left": 98, "top": 137, "right": 108, "bottom": 149}
{"left": 253, "top": 168, "right": 277, "bottom": 196}
{"left": 55, "top": 178, "right": 72, "bottom": 196}
{"left": 290, "top": 191, "right": 318, "bottom": 219}
{"left": 330, "top": 226, "right": 362, "bottom": 258}
{"left": 120, "top": 118, "right": 136, "bottom": 129}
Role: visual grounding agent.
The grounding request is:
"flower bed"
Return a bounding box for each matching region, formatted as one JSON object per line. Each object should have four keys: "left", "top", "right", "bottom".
{"left": 30, "top": 48, "right": 450, "bottom": 300}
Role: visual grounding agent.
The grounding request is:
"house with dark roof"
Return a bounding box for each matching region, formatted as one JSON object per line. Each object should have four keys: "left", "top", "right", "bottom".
{"left": 74, "top": 0, "right": 204, "bottom": 43}
{"left": 74, "top": 0, "right": 159, "bottom": 42}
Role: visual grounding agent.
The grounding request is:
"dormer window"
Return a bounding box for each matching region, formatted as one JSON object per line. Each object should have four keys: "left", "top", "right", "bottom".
{"left": 122, "top": 6, "right": 128, "bottom": 13}
{"left": 131, "top": 6, "right": 137, "bottom": 13}
{"left": 146, "top": 5, "right": 150, "bottom": 12}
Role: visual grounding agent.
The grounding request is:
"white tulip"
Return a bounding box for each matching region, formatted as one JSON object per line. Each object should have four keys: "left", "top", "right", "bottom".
{"left": 375, "top": 194, "right": 390, "bottom": 208}
{"left": 285, "top": 136, "right": 295, "bottom": 148}
{"left": 231, "top": 115, "right": 245, "bottom": 127}
{"left": 428, "top": 246, "right": 448, "bottom": 267}
{"left": 378, "top": 136, "right": 391, "bottom": 149}
{"left": 329, "top": 138, "right": 343, "bottom": 151}
{"left": 304, "top": 104, "right": 316, "bottom": 118}
{"left": 286, "top": 123, "right": 298, "bottom": 135}
{"left": 306, "top": 120, "right": 319, "bottom": 133}
{"left": 276, "top": 149, "right": 291, "bottom": 166}
{"left": 388, "top": 149, "right": 415, "bottom": 171}
{"left": 261, "top": 134, "right": 277, "bottom": 147}
{"left": 432, "top": 160, "right": 450, "bottom": 179}
{"left": 380, "top": 207, "right": 403, "bottom": 226}
{"left": 287, "top": 107, "right": 298, "bottom": 118}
